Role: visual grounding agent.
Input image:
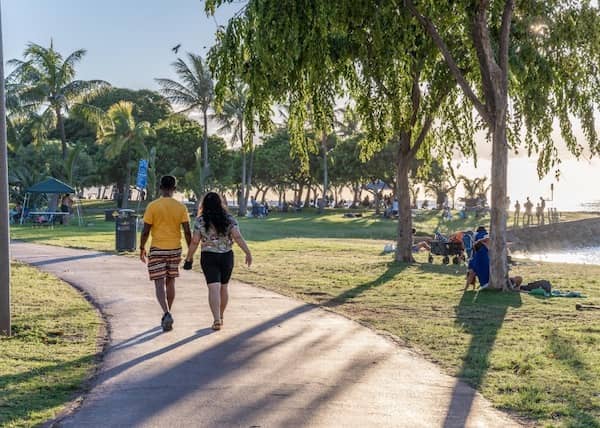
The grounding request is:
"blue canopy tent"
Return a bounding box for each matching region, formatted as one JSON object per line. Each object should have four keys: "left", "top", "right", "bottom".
{"left": 20, "top": 178, "right": 82, "bottom": 226}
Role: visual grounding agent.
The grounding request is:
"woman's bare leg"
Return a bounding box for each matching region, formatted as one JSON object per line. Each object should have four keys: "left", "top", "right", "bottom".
{"left": 207, "top": 282, "right": 221, "bottom": 323}
{"left": 220, "top": 283, "right": 229, "bottom": 320}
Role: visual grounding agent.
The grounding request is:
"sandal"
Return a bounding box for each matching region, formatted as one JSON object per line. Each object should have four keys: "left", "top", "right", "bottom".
{"left": 212, "top": 320, "right": 222, "bottom": 331}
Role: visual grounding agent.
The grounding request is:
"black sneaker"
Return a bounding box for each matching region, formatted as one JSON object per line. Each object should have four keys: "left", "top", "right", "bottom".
{"left": 161, "top": 312, "right": 174, "bottom": 332}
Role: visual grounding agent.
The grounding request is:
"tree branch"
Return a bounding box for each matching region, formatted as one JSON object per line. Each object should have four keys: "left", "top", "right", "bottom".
{"left": 499, "top": 0, "right": 514, "bottom": 76}
{"left": 470, "top": 0, "right": 501, "bottom": 117}
{"left": 409, "top": 76, "right": 455, "bottom": 159}
{"left": 408, "top": 58, "right": 424, "bottom": 128}
{"left": 402, "top": 0, "right": 488, "bottom": 122}
{"left": 409, "top": 114, "right": 434, "bottom": 159}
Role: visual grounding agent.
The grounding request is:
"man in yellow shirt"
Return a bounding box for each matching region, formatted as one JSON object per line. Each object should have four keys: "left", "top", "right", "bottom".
{"left": 140, "top": 176, "right": 192, "bottom": 332}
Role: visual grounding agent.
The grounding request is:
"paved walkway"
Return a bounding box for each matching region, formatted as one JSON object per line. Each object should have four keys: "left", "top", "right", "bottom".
{"left": 12, "top": 242, "right": 521, "bottom": 428}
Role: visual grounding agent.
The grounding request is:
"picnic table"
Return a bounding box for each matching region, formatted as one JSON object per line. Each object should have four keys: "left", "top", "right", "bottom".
{"left": 27, "top": 211, "right": 70, "bottom": 227}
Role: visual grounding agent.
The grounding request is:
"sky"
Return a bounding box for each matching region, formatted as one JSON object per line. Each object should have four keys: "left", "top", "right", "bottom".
{"left": 3, "top": 0, "right": 600, "bottom": 211}
{"left": 2, "top": 0, "right": 240, "bottom": 89}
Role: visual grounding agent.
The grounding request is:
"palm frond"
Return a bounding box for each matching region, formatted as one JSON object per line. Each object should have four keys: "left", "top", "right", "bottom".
{"left": 62, "top": 79, "right": 111, "bottom": 103}
{"left": 156, "top": 53, "right": 214, "bottom": 113}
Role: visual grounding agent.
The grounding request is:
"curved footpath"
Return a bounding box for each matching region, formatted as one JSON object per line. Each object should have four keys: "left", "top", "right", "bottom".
{"left": 11, "top": 242, "right": 521, "bottom": 428}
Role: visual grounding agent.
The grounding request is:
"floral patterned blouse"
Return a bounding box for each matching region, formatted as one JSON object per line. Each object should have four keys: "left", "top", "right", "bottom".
{"left": 193, "top": 214, "right": 238, "bottom": 253}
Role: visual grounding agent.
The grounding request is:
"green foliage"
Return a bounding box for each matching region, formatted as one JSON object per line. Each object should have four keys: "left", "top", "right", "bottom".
{"left": 148, "top": 115, "right": 233, "bottom": 197}
{"left": 0, "top": 262, "right": 99, "bottom": 427}
{"left": 505, "top": 1, "right": 600, "bottom": 176}
{"left": 156, "top": 53, "right": 214, "bottom": 117}
{"left": 80, "top": 87, "right": 171, "bottom": 126}
{"left": 253, "top": 129, "right": 300, "bottom": 192}
{"left": 7, "top": 41, "right": 110, "bottom": 158}
{"left": 7, "top": 140, "right": 64, "bottom": 205}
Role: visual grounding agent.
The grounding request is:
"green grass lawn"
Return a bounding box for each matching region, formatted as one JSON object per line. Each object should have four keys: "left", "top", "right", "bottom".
{"left": 10, "top": 209, "right": 600, "bottom": 427}
{"left": 0, "top": 263, "right": 102, "bottom": 428}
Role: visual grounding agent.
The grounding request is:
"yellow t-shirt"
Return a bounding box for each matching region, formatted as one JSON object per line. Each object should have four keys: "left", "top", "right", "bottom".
{"left": 143, "top": 197, "right": 190, "bottom": 249}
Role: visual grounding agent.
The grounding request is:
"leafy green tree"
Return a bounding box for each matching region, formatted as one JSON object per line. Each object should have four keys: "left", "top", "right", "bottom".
{"left": 205, "top": 0, "right": 472, "bottom": 261}
{"left": 207, "top": 0, "right": 600, "bottom": 284}
{"left": 459, "top": 175, "right": 491, "bottom": 207}
{"left": 329, "top": 137, "right": 368, "bottom": 207}
{"left": 156, "top": 54, "right": 214, "bottom": 193}
{"left": 420, "top": 160, "right": 458, "bottom": 209}
{"left": 404, "top": 0, "right": 600, "bottom": 288}
{"left": 7, "top": 41, "right": 109, "bottom": 159}
{"left": 7, "top": 140, "right": 64, "bottom": 205}
{"left": 253, "top": 130, "right": 293, "bottom": 202}
{"left": 82, "top": 88, "right": 171, "bottom": 126}
{"left": 95, "top": 101, "right": 154, "bottom": 208}
{"left": 213, "top": 83, "right": 251, "bottom": 215}
{"left": 148, "top": 115, "right": 231, "bottom": 199}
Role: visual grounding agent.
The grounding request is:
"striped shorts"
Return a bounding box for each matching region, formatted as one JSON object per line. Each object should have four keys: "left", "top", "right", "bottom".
{"left": 147, "top": 247, "right": 182, "bottom": 281}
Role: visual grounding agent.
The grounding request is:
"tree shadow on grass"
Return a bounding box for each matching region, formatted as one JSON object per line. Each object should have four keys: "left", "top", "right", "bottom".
{"left": 0, "top": 353, "right": 97, "bottom": 427}
{"left": 443, "top": 290, "right": 522, "bottom": 428}
{"left": 546, "top": 330, "right": 600, "bottom": 427}
{"left": 323, "top": 262, "right": 409, "bottom": 307}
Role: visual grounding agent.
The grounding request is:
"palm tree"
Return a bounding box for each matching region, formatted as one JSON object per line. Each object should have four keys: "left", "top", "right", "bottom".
{"left": 96, "top": 101, "right": 154, "bottom": 209}
{"left": 459, "top": 175, "right": 491, "bottom": 207}
{"left": 156, "top": 53, "right": 214, "bottom": 193}
{"left": 213, "top": 83, "right": 249, "bottom": 216}
{"left": 7, "top": 41, "right": 109, "bottom": 159}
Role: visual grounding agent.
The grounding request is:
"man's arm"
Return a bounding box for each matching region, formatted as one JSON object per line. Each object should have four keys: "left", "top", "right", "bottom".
{"left": 182, "top": 222, "right": 192, "bottom": 247}
{"left": 140, "top": 223, "right": 152, "bottom": 263}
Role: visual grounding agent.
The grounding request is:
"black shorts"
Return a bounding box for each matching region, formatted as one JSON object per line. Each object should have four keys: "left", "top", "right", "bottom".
{"left": 200, "top": 251, "right": 234, "bottom": 284}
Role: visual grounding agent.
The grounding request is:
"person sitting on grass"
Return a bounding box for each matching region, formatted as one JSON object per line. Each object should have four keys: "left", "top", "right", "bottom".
{"left": 464, "top": 233, "right": 522, "bottom": 290}
{"left": 411, "top": 228, "right": 431, "bottom": 252}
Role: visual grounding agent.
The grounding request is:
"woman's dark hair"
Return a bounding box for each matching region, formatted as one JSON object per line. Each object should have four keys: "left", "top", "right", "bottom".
{"left": 199, "top": 192, "right": 230, "bottom": 235}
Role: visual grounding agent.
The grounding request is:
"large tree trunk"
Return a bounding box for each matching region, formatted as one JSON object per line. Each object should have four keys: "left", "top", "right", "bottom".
{"left": 56, "top": 108, "right": 67, "bottom": 160}
{"left": 200, "top": 108, "right": 209, "bottom": 194}
{"left": 304, "top": 182, "right": 312, "bottom": 207}
{"left": 260, "top": 187, "right": 268, "bottom": 203}
{"left": 238, "top": 124, "right": 247, "bottom": 217}
{"left": 122, "top": 150, "right": 131, "bottom": 209}
{"left": 244, "top": 145, "right": 254, "bottom": 208}
{"left": 295, "top": 183, "right": 303, "bottom": 204}
{"left": 395, "top": 135, "right": 415, "bottom": 262}
{"left": 352, "top": 184, "right": 361, "bottom": 207}
{"left": 238, "top": 150, "right": 246, "bottom": 216}
{"left": 374, "top": 192, "right": 381, "bottom": 215}
{"left": 319, "top": 134, "right": 328, "bottom": 213}
{"left": 489, "top": 118, "right": 509, "bottom": 290}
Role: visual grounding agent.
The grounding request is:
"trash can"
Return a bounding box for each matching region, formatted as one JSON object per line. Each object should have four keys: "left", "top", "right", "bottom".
{"left": 115, "top": 209, "right": 137, "bottom": 252}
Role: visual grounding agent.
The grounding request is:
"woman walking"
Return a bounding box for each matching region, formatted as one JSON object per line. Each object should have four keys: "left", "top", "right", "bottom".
{"left": 184, "top": 192, "right": 252, "bottom": 330}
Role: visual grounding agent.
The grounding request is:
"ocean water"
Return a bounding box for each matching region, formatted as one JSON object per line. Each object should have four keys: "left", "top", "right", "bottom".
{"left": 516, "top": 246, "right": 600, "bottom": 265}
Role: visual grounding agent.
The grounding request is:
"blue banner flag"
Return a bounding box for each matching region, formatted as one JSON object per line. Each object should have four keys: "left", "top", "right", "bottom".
{"left": 136, "top": 159, "right": 148, "bottom": 189}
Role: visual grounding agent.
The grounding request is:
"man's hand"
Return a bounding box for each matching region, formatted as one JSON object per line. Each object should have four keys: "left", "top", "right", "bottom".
{"left": 183, "top": 259, "right": 193, "bottom": 270}
{"left": 245, "top": 253, "right": 252, "bottom": 267}
{"left": 140, "top": 248, "right": 147, "bottom": 263}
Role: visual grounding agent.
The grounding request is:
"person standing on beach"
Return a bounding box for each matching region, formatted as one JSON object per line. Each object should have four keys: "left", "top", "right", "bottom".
{"left": 513, "top": 200, "right": 520, "bottom": 227}
{"left": 184, "top": 192, "right": 252, "bottom": 331}
{"left": 140, "top": 176, "right": 192, "bottom": 332}
{"left": 523, "top": 197, "right": 533, "bottom": 226}
{"left": 539, "top": 196, "right": 546, "bottom": 225}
